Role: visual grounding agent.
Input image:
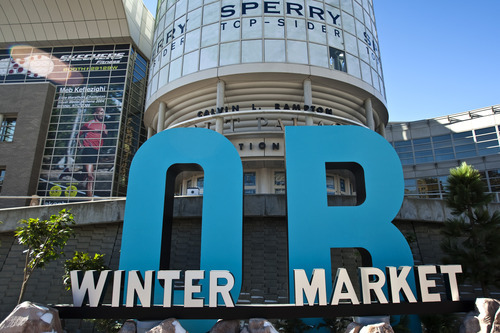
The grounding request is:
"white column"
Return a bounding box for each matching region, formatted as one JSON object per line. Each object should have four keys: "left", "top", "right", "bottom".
{"left": 304, "top": 79, "right": 313, "bottom": 126}
{"left": 147, "top": 127, "right": 154, "bottom": 139}
{"left": 157, "top": 102, "right": 166, "bottom": 133}
{"left": 259, "top": 169, "right": 272, "bottom": 194}
{"left": 216, "top": 80, "right": 225, "bottom": 133}
{"left": 379, "top": 123, "right": 386, "bottom": 137}
{"left": 364, "top": 98, "right": 375, "bottom": 131}
{"left": 0, "top": 114, "right": 4, "bottom": 140}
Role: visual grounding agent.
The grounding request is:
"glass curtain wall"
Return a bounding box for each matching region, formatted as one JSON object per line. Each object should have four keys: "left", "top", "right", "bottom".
{"left": 0, "top": 44, "right": 147, "bottom": 204}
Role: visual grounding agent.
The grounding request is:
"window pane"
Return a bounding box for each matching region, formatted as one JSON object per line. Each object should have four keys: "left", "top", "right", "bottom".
{"left": 432, "top": 134, "right": 451, "bottom": 142}
{"left": 197, "top": 177, "right": 204, "bottom": 190}
{"left": 274, "top": 171, "right": 285, "bottom": 186}
{"left": 435, "top": 154, "right": 454, "bottom": 161}
{"left": 453, "top": 138, "right": 474, "bottom": 145}
{"left": 435, "top": 147, "right": 453, "bottom": 155}
{"left": 413, "top": 138, "right": 430, "bottom": 145}
{"left": 395, "top": 146, "right": 413, "bottom": 153}
{"left": 479, "top": 147, "right": 500, "bottom": 156}
{"left": 476, "top": 133, "right": 497, "bottom": 142}
{"left": 0, "top": 117, "right": 16, "bottom": 142}
{"left": 456, "top": 151, "right": 476, "bottom": 158}
{"left": 394, "top": 140, "right": 411, "bottom": 148}
{"left": 415, "top": 150, "right": 433, "bottom": 157}
{"left": 0, "top": 168, "right": 5, "bottom": 193}
{"left": 453, "top": 131, "right": 473, "bottom": 139}
{"left": 244, "top": 172, "right": 256, "bottom": 186}
{"left": 415, "top": 156, "right": 434, "bottom": 163}
{"left": 413, "top": 143, "right": 432, "bottom": 151}
{"left": 475, "top": 127, "right": 496, "bottom": 136}
{"left": 433, "top": 140, "right": 452, "bottom": 148}
{"left": 397, "top": 152, "right": 413, "bottom": 159}
{"left": 340, "top": 178, "right": 345, "bottom": 192}
{"left": 329, "top": 47, "right": 346, "bottom": 72}
{"left": 478, "top": 141, "right": 499, "bottom": 149}
{"left": 455, "top": 144, "right": 476, "bottom": 152}
{"left": 326, "top": 176, "right": 335, "bottom": 194}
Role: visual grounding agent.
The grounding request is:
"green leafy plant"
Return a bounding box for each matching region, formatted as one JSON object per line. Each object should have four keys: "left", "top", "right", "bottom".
{"left": 391, "top": 315, "right": 411, "bottom": 333}
{"left": 91, "top": 319, "right": 124, "bottom": 333}
{"left": 420, "top": 313, "right": 461, "bottom": 333}
{"left": 15, "top": 209, "right": 75, "bottom": 304}
{"left": 441, "top": 162, "right": 500, "bottom": 296}
{"left": 63, "top": 251, "right": 108, "bottom": 290}
{"left": 275, "top": 318, "right": 313, "bottom": 333}
{"left": 316, "top": 317, "right": 351, "bottom": 332}
{"left": 63, "top": 251, "right": 124, "bottom": 332}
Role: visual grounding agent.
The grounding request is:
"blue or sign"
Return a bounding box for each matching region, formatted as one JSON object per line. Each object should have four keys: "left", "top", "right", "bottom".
{"left": 284, "top": 126, "right": 415, "bottom": 303}
{"left": 116, "top": 126, "right": 419, "bottom": 331}
{"left": 119, "top": 128, "right": 243, "bottom": 331}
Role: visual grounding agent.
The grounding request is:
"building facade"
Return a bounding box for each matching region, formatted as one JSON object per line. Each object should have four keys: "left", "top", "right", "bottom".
{"left": 0, "top": 0, "right": 154, "bottom": 207}
{"left": 0, "top": 1, "right": 499, "bottom": 330}
{"left": 386, "top": 105, "right": 500, "bottom": 202}
{"left": 146, "top": 0, "right": 387, "bottom": 195}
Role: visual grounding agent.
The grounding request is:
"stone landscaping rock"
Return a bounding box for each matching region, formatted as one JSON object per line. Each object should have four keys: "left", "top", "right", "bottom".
{"left": 244, "top": 318, "right": 279, "bottom": 333}
{"left": 359, "top": 322, "right": 394, "bottom": 333}
{"left": 146, "top": 318, "right": 187, "bottom": 333}
{"left": 462, "top": 298, "right": 500, "bottom": 333}
{"left": 210, "top": 319, "right": 241, "bottom": 333}
{"left": 345, "top": 322, "right": 362, "bottom": 333}
{"left": 346, "top": 320, "right": 393, "bottom": 333}
{"left": 119, "top": 320, "right": 137, "bottom": 333}
{"left": 0, "top": 301, "right": 63, "bottom": 333}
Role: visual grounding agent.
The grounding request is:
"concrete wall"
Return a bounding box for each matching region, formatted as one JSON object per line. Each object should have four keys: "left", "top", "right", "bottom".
{"left": 0, "top": 196, "right": 498, "bottom": 325}
{"left": 0, "top": 83, "right": 55, "bottom": 208}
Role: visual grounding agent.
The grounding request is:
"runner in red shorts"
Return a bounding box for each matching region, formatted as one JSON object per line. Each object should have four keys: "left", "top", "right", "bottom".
{"left": 77, "top": 107, "right": 108, "bottom": 197}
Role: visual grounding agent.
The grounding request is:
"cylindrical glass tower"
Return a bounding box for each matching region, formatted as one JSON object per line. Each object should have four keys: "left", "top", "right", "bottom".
{"left": 146, "top": 0, "right": 387, "bottom": 194}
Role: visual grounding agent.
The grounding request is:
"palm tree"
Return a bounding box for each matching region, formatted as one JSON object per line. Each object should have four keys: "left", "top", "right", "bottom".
{"left": 441, "top": 162, "right": 500, "bottom": 297}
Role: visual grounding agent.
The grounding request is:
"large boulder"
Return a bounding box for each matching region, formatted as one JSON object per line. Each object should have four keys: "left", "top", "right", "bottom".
{"left": 241, "top": 318, "right": 279, "bottom": 333}
{"left": 0, "top": 301, "right": 63, "bottom": 333}
{"left": 210, "top": 319, "right": 242, "bottom": 333}
{"left": 462, "top": 298, "right": 500, "bottom": 333}
{"left": 346, "top": 322, "right": 362, "bottom": 333}
{"left": 146, "top": 318, "right": 187, "bottom": 333}
{"left": 119, "top": 320, "right": 137, "bottom": 333}
{"left": 346, "top": 321, "right": 393, "bottom": 333}
{"left": 359, "top": 322, "right": 394, "bottom": 333}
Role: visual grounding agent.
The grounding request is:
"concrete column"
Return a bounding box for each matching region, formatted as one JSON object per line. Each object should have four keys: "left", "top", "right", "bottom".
{"left": 157, "top": 101, "right": 166, "bottom": 133}
{"left": 147, "top": 127, "right": 154, "bottom": 139}
{"left": 364, "top": 98, "right": 375, "bottom": 131}
{"left": 304, "top": 79, "right": 313, "bottom": 126}
{"left": 216, "top": 80, "right": 225, "bottom": 133}
{"left": 216, "top": 80, "right": 225, "bottom": 107}
{"left": 379, "top": 123, "right": 386, "bottom": 137}
{"left": 0, "top": 114, "right": 4, "bottom": 141}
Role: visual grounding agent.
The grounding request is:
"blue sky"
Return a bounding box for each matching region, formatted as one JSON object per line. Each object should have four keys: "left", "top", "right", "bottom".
{"left": 142, "top": 1, "right": 499, "bottom": 122}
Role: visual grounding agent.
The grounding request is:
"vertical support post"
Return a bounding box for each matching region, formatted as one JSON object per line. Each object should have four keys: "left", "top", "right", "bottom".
{"left": 216, "top": 81, "right": 225, "bottom": 133}
{"left": 365, "top": 98, "right": 375, "bottom": 131}
{"left": 147, "top": 127, "right": 154, "bottom": 139}
{"left": 379, "top": 124, "right": 386, "bottom": 137}
{"left": 157, "top": 102, "right": 166, "bottom": 133}
{"left": 304, "top": 79, "right": 313, "bottom": 126}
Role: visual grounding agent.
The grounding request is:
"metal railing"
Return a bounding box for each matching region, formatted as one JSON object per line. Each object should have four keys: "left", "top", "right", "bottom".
{"left": 0, "top": 195, "right": 126, "bottom": 208}
{"left": 403, "top": 192, "right": 500, "bottom": 203}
